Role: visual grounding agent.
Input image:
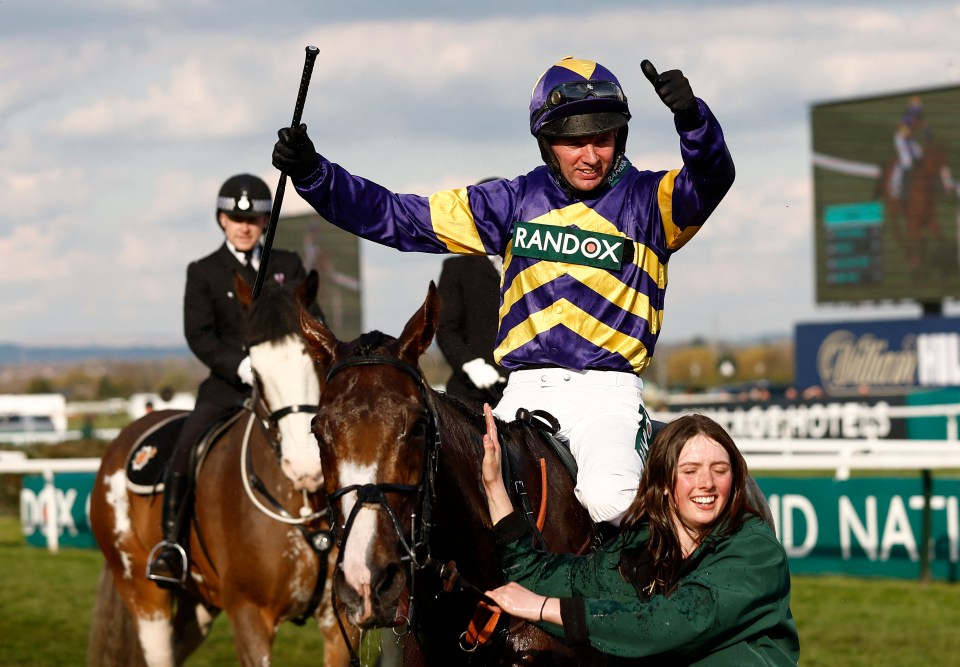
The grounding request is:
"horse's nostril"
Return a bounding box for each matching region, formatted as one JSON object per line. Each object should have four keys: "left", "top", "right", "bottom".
{"left": 376, "top": 562, "right": 406, "bottom": 600}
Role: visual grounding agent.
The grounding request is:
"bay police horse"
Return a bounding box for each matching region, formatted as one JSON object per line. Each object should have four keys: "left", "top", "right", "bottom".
{"left": 88, "top": 272, "right": 359, "bottom": 667}
{"left": 301, "top": 282, "right": 604, "bottom": 666}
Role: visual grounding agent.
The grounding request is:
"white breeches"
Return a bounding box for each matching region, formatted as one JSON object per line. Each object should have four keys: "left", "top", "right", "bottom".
{"left": 494, "top": 368, "right": 645, "bottom": 526}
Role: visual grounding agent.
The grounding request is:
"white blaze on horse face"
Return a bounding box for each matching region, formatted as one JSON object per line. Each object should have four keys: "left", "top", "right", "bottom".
{"left": 338, "top": 460, "right": 379, "bottom": 610}
{"left": 249, "top": 335, "right": 323, "bottom": 491}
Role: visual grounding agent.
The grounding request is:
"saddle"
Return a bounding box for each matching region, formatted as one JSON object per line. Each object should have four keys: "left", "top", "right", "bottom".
{"left": 512, "top": 406, "right": 658, "bottom": 479}
{"left": 124, "top": 409, "right": 245, "bottom": 494}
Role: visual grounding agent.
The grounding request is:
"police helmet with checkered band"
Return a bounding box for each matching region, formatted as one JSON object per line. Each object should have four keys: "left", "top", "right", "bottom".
{"left": 216, "top": 174, "right": 272, "bottom": 223}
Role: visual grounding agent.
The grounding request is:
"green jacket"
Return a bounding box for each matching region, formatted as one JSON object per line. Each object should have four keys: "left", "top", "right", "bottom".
{"left": 494, "top": 512, "right": 800, "bottom": 665}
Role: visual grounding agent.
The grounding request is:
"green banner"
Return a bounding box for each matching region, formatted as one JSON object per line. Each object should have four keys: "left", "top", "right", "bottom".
{"left": 757, "top": 476, "right": 960, "bottom": 581}
{"left": 21, "top": 472, "right": 97, "bottom": 549}
{"left": 511, "top": 221, "right": 625, "bottom": 270}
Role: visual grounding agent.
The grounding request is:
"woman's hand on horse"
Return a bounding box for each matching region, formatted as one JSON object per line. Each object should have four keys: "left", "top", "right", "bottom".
{"left": 485, "top": 583, "right": 558, "bottom": 625}
{"left": 482, "top": 403, "right": 514, "bottom": 524}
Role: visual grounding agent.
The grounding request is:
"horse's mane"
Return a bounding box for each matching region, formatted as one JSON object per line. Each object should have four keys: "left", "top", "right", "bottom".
{"left": 432, "top": 390, "right": 489, "bottom": 446}
{"left": 245, "top": 282, "right": 302, "bottom": 346}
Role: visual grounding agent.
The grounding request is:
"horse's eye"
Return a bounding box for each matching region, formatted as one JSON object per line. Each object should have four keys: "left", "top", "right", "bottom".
{"left": 410, "top": 417, "right": 428, "bottom": 440}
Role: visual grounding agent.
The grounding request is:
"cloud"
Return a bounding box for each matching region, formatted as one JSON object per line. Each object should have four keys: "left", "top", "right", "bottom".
{"left": 5, "top": 1, "right": 960, "bottom": 346}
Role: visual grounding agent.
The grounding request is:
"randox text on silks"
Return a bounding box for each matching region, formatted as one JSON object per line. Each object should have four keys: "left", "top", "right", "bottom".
{"left": 511, "top": 221, "right": 625, "bottom": 271}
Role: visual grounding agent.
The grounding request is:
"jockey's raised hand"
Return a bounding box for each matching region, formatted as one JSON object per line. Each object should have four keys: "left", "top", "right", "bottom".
{"left": 481, "top": 403, "right": 514, "bottom": 524}
{"left": 641, "top": 59, "right": 700, "bottom": 128}
{"left": 273, "top": 123, "right": 320, "bottom": 182}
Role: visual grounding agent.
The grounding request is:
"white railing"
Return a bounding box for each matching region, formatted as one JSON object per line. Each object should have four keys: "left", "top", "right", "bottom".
{"left": 736, "top": 438, "right": 960, "bottom": 480}
{"left": 3, "top": 402, "right": 960, "bottom": 552}
{"left": 0, "top": 451, "right": 101, "bottom": 553}
{"left": 0, "top": 428, "right": 121, "bottom": 446}
{"left": 652, "top": 404, "right": 960, "bottom": 479}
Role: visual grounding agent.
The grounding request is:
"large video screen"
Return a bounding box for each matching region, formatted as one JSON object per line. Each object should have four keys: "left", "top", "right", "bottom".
{"left": 811, "top": 85, "right": 960, "bottom": 305}
{"left": 274, "top": 213, "right": 362, "bottom": 340}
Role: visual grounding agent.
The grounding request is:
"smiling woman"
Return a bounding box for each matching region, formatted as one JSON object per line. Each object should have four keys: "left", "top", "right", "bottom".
{"left": 482, "top": 412, "right": 800, "bottom": 665}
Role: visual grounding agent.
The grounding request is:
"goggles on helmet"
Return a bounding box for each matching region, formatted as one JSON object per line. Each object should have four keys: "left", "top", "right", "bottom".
{"left": 532, "top": 80, "right": 627, "bottom": 126}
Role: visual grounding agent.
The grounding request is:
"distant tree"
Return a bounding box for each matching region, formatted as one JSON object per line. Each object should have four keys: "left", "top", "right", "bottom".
{"left": 26, "top": 377, "right": 55, "bottom": 394}
{"left": 95, "top": 375, "right": 132, "bottom": 399}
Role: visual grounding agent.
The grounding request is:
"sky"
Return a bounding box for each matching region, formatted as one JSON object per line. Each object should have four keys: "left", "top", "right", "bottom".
{"left": 3, "top": 0, "right": 960, "bottom": 347}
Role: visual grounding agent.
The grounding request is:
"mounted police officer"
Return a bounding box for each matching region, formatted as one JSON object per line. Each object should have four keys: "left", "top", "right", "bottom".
{"left": 147, "top": 174, "right": 319, "bottom": 587}
{"left": 272, "top": 56, "right": 734, "bottom": 528}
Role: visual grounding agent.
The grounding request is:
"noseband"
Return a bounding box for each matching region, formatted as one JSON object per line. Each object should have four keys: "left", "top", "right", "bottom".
{"left": 324, "top": 354, "right": 441, "bottom": 566}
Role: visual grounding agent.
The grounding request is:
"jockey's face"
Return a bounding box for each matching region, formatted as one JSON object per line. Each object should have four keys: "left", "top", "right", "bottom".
{"left": 548, "top": 131, "right": 616, "bottom": 191}
{"left": 219, "top": 212, "right": 267, "bottom": 252}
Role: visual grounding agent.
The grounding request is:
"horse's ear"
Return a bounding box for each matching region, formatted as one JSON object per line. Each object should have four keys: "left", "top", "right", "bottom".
{"left": 300, "top": 305, "right": 338, "bottom": 369}
{"left": 235, "top": 272, "right": 254, "bottom": 308}
{"left": 397, "top": 281, "right": 440, "bottom": 364}
{"left": 298, "top": 270, "right": 320, "bottom": 308}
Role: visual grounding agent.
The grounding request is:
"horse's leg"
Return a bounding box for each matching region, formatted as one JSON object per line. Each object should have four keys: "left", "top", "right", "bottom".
{"left": 109, "top": 576, "right": 180, "bottom": 667}
{"left": 92, "top": 477, "right": 178, "bottom": 667}
{"left": 224, "top": 602, "right": 277, "bottom": 667}
{"left": 171, "top": 595, "right": 218, "bottom": 665}
{"left": 87, "top": 563, "right": 150, "bottom": 667}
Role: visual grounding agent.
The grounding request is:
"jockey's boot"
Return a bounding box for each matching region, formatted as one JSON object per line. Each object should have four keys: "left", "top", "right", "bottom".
{"left": 146, "top": 470, "right": 190, "bottom": 588}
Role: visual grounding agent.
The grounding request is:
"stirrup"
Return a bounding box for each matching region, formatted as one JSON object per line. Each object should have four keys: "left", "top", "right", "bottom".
{"left": 146, "top": 540, "right": 188, "bottom": 587}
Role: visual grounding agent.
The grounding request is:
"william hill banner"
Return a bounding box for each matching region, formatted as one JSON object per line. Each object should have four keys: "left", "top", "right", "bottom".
{"left": 795, "top": 316, "right": 960, "bottom": 397}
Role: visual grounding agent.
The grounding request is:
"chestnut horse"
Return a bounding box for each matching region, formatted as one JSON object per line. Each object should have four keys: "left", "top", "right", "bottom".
{"left": 88, "top": 272, "right": 359, "bottom": 667}
{"left": 301, "top": 282, "right": 604, "bottom": 666}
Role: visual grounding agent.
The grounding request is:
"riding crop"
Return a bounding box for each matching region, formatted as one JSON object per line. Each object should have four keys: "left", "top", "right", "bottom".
{"left": 253, "top": 44, "right": 320, "bottom": 299}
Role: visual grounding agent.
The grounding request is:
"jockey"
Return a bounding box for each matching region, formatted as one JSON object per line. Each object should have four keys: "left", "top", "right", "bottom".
{"left": 273, "top": 56, "right": 735, "bottom": 527}
{"left": 890, "top": 95, "right": 927, "bottom": 199}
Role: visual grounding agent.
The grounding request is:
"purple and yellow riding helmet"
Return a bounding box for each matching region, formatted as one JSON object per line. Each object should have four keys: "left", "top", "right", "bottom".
{"left": 529, "top": 57, "right": 632, "bottom": 172}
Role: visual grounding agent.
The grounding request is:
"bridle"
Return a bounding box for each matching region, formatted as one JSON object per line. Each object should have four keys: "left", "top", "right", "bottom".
{"left": 322, "top": 354, "right": 443, "bottom": 667}
{"left": 241, "top": 370, "right": 327, "bottom": 525}
{"left": 236, "top": 369, "right": 334, "bottom": 626}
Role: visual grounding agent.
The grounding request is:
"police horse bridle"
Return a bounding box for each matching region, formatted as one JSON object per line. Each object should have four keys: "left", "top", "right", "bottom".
{"left": 234, "top": 370, "right": 334, "bottom": 624}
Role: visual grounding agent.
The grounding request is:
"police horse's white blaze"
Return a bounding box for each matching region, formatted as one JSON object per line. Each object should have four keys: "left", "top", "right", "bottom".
{"left": 249, "top": 333, "right": 323, "bottom": 492}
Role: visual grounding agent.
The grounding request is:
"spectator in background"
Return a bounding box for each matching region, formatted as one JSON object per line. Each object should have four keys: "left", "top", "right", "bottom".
{"left": 81, "top": 415, "right": 95, "bottom": 440}
{"left": 436, "top": 180, "right": 509, "bottom": 409}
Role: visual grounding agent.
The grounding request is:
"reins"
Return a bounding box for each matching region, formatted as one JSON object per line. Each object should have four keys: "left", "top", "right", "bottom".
{"left": 321, "top": 352, "right": 560, "bottom": 662}
{"left": 238, "top": 375, "right": 333, "bottom": 625}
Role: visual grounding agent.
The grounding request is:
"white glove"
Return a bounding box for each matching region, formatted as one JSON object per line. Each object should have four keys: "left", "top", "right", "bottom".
{"left": 237, "top": 356, "right": 254, "bottom": 386}
{"left": 462, "top": 358, "right": 502, "bottom": 389}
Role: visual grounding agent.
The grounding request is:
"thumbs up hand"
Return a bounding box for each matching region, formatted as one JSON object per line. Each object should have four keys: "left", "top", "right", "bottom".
{"left": 641, "top": 59, "right": 700, "bottom": 127}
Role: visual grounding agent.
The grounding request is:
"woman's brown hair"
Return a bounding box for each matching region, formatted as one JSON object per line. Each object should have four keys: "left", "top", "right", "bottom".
{"left": 618, "top": 413, "right": 756, "bottom": 595}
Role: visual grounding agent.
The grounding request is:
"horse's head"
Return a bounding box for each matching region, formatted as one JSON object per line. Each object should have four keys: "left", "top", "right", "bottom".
{"left": 236, "top": 270, "right": 324, "bottom": 492}
{"left": 301, "top": 282, "right": 440, "bottom": 628}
